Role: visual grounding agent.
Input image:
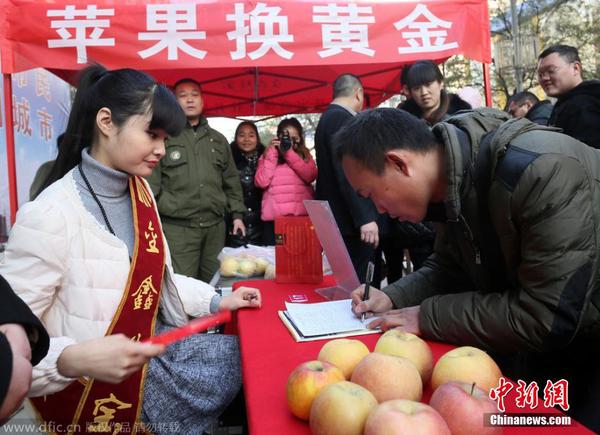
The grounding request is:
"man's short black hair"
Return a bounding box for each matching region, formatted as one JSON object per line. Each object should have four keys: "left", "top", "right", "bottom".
{"left": 173, "top": 78, "right": 202, "bottom": 92}
{"left": 538, "top": 44, "right": 581, "bottom": 63}
{"left": 333, "top": 74, "right": 362, "bottom": 99}
{"left": 509, "top": 91, "right": 539, "bottom": 107}
{"left": 335, "top": 108, "right": 439, "bottom": 175}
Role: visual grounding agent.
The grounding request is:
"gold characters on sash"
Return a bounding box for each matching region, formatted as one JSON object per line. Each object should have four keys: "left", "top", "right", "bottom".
{"left": 144, "top": 221, "right": 159, "bottom": 254}
{"left": 131, "top": 276, "right": 158, "bottom": 311}
{"left": 87, "top": 393, "right": 132, "bottom": 433}
{"left": 135, "top": 178, "right": 153, "bottom": 208}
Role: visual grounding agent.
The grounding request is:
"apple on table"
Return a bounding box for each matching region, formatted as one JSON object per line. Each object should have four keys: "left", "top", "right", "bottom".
{"left": 364, "top": 399, "right": 451, "bottom": 435}
{"left": 432, "top": 346, "right": 502, "bottom": 393}
{"left": 310, "top": 381, "right": 378, "bottom": 435}
{"left": 430, "top": 381, "right": 503, "bottom": 435}
{"left": 318, "top": 338, "right": 370, "bottom": 379}
{"left": 375, "top": 330, "right": 434, "bottom": 384}
{"left": 351, "top": 352, "right": 423, "bottom": 402}
{"left": 286, "top": 360, "right": 345, "bottom": 420}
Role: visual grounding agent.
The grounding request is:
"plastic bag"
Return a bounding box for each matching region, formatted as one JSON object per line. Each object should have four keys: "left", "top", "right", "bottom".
{"left": 218, "top": 245, "right": 275, "bottom": 278}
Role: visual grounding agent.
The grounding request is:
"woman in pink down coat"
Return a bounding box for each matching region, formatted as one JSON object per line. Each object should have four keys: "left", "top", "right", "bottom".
{"left": 255, "top": 117, "right": 317, "bottom": 245}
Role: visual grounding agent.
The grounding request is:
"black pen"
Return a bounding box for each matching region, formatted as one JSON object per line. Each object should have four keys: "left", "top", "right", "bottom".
{"left": 361, "top": 261, "right": 375, "bottom": 323}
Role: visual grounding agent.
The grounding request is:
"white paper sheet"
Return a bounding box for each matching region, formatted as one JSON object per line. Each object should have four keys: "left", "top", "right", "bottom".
{"left": 284, "top": 299, "right": 371, "bottom": 337}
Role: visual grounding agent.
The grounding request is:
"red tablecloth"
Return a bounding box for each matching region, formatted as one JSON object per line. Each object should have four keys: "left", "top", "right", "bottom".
{"left": 235, "top": 277, "right": 593, "bottom": 435}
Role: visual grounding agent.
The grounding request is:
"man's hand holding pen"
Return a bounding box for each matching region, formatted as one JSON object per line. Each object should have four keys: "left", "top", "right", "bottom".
{"left": 351, "top": 285, "right": 393, "bottom": 320}
{"left": 352, "top": 285, "right": 421, "bottom": 335}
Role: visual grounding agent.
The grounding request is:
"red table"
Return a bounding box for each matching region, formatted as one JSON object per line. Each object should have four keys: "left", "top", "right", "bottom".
{"left": 235, "top": 277, "right": 593, "bottom": 435}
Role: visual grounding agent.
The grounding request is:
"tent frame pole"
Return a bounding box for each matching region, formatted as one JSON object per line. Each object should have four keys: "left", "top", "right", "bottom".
{"left": 3, "top": 73, "right": 17, "bottom": 224}
{"left": 483, "top": 62, "right": 492, "bottom": 107}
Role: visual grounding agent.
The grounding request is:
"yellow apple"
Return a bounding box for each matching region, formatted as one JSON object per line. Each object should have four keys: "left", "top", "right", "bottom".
{"left": 318, "top": 339, "right": 370, "bottom": 379}
{"left": 310, "top": 381, "right": 378, "bottom": 435}
{"left": 264, "top": 263, "right": 276, "bottom": 279}
{"left": 351, "top": 352, "right": 422, "bottom": 402}
{"left": 255, "top": 257, "right": 269, "bottom": 275}
{"left": 374, "top": 330, "right": 434, "bottom": 383}
{"left": 219, "top": 257, "right": 239, "bottom": 277}
{"left": 429, "top": 381, "right": 502, "bottom": 435}
{"left": 286, "top": 360, "right": 345, "bottom": 420}
{"left": 238, "top": 259, "right": 257, "bottom": 276}
{"left": 364, "top": 400, "right": 451, "bottom": 435}
{"left": 431, "top": 346, "right": 502, "bottom": 393}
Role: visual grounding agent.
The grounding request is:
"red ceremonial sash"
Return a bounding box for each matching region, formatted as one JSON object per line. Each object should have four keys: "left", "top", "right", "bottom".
{"left": 30, "top": 177, "right": 165, "bottom": 435}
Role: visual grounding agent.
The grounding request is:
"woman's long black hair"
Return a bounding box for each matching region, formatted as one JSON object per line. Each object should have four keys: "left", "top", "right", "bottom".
{"left": 230, "top": 120, "right": 265, "bottom": 167}
{"left": 33, "top": 64, "right": 185, "bottom": 199}
{"left": 276, "top": 117, "right": 310, "bottom": 162}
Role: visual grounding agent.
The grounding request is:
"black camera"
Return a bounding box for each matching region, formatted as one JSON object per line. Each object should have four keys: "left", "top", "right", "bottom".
{"left": 278, "top": 129, "right": 293, "bottom": 152}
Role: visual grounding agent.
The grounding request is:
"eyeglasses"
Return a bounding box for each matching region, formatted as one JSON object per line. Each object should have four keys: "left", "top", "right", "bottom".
{"left": 537, "top": 62, "right": 575, "bottom": 79}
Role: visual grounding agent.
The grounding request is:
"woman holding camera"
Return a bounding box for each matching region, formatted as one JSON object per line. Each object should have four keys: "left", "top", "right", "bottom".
{"left": 254, "top": 118, "right": 317, "bottom": 245}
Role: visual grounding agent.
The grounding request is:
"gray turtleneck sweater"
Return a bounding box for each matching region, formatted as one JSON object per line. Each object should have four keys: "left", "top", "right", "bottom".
{"left": 74, "top": 149, "right": 135, "bottom": 254}
{"left": 74, "top": 149, "right": 220, "bottom": 312}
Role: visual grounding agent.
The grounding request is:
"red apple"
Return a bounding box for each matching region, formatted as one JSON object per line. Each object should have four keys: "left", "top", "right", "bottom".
{"left": 431, "top": 346, "right": 502, "bottom": 393}
{"left": 310, "top": 381, "right": 378, "bottom": 435}
{"left": 364, "top": 400, "right": 451, "bottom": 435}
{"left": 351, "top": 352, "right": 422, "bottom": 402}
{"left": 429, "top": 381, "right": 502, "bottom": 435}
{"left": 286, "top": 360, "right": 345, "bottom": 420}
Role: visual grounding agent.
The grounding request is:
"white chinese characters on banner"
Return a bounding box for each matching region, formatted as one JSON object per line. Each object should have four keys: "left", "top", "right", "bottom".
{"left": 394, "top": 4, "right": 458, "bottom": 54}
{"left": 43, "top": 3, "right": 464, "bottom": 64}
{"left": 313, "top": 3, "right": 375, "bottom": 58}
{"left": 138, "top": 4, "right": 207, "bottom": 60}
{"left": 47, "top": 5, "right": 115, "bottom": 64}
{"left": 226, "top": 2, "right": 294, "bottom": 60}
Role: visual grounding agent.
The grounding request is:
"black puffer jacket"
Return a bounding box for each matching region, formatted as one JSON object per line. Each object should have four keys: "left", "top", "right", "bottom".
{"left": 548, "top": 80, "right": 600, "bottom": 148}
{"left": 399, "top": 92, "right": 472, "bottom": 125}
{"left": 226, "top": 143, "right": 266, "bottom": 247}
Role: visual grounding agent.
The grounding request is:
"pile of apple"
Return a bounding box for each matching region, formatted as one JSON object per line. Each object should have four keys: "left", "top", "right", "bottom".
{"left": 286, "top": 331, "right": 504, "bottom": 435}
{"left": 219, "top": 254, "right": 274, "bottom": 278}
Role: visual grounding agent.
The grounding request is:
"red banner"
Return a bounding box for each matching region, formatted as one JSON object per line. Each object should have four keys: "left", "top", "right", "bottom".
{"left": 0, "top": 0, "right": 491, "bottom": 116}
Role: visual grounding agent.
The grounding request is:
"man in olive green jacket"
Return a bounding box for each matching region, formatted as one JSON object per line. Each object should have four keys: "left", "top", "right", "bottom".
{"left": 340, "top": 108, "right": 600, "bottom": 432}
{"left": 147, "top": 79, "right": 246, "bottom": 282}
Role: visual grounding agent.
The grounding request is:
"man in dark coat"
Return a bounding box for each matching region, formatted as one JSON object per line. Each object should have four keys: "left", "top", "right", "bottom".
{"left": 537, "top": 44, "right": 600, "bottom": 148}
{"left": 0, "top": 275, "right": 49, "bottom": 423}
{"left": 340, "top": 108, "right": 600, "bottom": 433}
{"left": 507, "top": 91, "right": 552, "bottom": 125}
{"left": 315, "top": 74, "right": 380, "bottom": 282}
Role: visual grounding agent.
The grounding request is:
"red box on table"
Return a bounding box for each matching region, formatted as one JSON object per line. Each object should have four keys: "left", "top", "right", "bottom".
{"left": 274, "top": 216, "right": 323, "bottom": 284}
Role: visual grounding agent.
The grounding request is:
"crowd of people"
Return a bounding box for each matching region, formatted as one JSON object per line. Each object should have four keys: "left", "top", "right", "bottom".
{"left": 1, "top": 42, "right": 599, "bottom": 433}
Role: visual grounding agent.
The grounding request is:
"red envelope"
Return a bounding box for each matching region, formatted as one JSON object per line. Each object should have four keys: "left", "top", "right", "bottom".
{"left": 144, "top": 310, "right": 232, "bottom": 346}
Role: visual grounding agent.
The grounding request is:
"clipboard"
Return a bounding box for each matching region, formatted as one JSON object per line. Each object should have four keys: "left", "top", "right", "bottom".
{"left": 278, "top": 310, "right": 380, "bottom": 343}
{"left": 304, "top": 200, "right": 360, "bottom": 300}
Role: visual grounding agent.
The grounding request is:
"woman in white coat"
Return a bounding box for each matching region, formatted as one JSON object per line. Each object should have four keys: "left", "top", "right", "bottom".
{"left": 0, "top": 64, "right": 261, "bottom": 434}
